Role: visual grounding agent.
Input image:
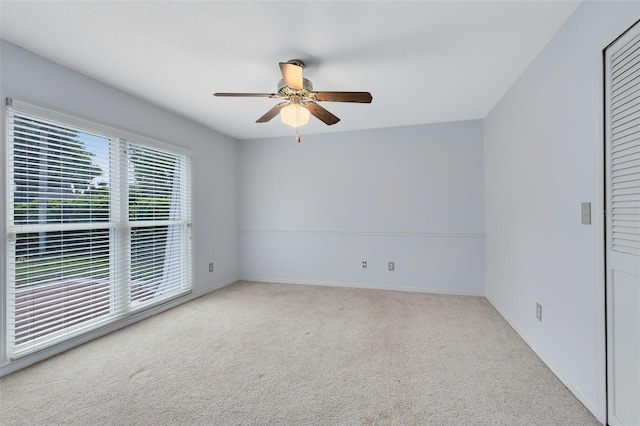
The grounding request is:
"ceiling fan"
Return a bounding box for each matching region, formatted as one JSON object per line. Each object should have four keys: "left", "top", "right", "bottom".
{"left": 214, "top": 60, "right": 372, "bottom": 141}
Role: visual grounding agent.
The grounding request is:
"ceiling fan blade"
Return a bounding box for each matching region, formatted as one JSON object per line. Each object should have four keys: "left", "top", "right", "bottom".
{"left": 315, "top": 91, "right": 373, "bottom": 103}
{"left": 279, "top": 62, "right": 304, "bottom": 90}
{"left": 214, "top": 93, "right": 277, "bottom": 97}
{"left": 256, "top": 102, "right": 288, "bottom": 123}
{"left": 305, "top": 102, "right": 340, "bottom": 125}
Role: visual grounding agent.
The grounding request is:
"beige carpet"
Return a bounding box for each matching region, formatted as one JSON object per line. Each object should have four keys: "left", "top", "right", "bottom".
{"left": 1, "top": 281, "right": 599, "bottom": 425}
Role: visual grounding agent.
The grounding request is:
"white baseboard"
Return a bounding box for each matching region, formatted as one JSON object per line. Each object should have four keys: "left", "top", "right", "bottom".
{"left": 194, "top": 278, "right": 237, "bottom": 298}
{"left": 485, "top": 296, "right": 602, "bottom": 424}
{"left": 239, "top": 276, "right": 484, "bottom": 297}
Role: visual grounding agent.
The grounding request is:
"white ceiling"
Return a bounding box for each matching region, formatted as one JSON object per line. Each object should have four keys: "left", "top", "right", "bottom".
{"left": 0, "top": 1, "right": 580, "bottom": 140}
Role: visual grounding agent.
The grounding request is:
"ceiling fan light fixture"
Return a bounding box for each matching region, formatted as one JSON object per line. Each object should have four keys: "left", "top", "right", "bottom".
{"left": 214, "top": 59, "right": 372, "bottom": 132}
{"left": 280, "top": 102, "right": 310, "bottom": 128}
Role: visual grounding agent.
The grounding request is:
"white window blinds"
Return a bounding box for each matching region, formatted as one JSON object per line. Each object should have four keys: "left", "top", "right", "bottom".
{"left": 6, "top": 100, "right": 192, "bottom": 358}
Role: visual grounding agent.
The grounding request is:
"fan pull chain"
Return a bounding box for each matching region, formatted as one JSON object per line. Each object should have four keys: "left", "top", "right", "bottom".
{"left": 295, "top": 105, "right": 302, "bottom": 143}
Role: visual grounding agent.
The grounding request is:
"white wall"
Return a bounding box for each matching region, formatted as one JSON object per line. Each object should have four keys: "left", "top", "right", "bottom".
{"left": 0, "top": 41, "right": 239, "bottom": 373}
{"left": 5, "top": 3, "right": 637, "bottom": 417}
{"left": 239, "top": 121, "right": 485, "bottom": 295}
{"left": 484, "top": 1, "right": 640, "bottom": 422}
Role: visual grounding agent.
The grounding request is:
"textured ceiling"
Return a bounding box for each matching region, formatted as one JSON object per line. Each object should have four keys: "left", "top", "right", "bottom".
{"left": 0, "top": 1, "right": 580, "bottom": 140}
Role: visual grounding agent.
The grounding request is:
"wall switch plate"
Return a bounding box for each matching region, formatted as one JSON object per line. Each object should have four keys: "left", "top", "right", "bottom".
{"left": 581, "top": 202, "right": 591, "bottom": 225}
{"left": 362, "top": 261, "right": 367, "bottom": 268}
{"left": 536, "top": 303, "right": 542, "bottom": 322}
{"left": 209, "top": 262, "right": 214, "bottom": 273}
{"left": 388, "top": 261, "right": 395, "bottom": 271}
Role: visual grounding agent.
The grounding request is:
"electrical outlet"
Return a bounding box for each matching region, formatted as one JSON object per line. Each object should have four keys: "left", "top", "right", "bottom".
{"left": 536, "top": 303, "right": 542, "bottom": 322}
{"left": 388, "top": 261, "right": 395, "bottom": 271}
{"left": 362, "top": 261, "right": 367, "bottom": 269}
{"left": 209, "top": 262, "right": 214, "bottom": 273}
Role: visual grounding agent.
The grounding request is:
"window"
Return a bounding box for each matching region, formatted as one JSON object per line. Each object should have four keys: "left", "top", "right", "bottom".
{"left": 5, "top": 99, "right": 192, "bottom": 358}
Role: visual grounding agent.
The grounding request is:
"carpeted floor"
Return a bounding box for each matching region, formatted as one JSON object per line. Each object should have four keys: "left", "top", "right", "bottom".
{"left": 0, "top": 281, "right": 599, "bottom": 425}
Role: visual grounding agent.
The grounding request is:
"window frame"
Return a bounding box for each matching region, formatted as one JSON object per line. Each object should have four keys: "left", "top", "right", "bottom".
{"left": 4, "top": 98, "right": 194, "bottom": 360}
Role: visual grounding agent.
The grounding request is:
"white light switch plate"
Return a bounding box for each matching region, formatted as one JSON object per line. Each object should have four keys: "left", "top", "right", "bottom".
{"left": 581, "top": 202, "right": 591, "bottom": 225}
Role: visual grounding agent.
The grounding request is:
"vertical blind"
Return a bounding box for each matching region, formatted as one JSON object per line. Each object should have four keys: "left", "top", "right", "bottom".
{"left": 609, "top": 32, "right": 640, "bottom": 256}
{"left": 6, "top": 100, "right": 192, "bottom": 358}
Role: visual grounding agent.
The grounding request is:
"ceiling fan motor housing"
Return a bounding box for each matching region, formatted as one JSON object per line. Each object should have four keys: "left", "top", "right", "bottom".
{"left": 277, "top": 78, "right": 313, "bottom": 93}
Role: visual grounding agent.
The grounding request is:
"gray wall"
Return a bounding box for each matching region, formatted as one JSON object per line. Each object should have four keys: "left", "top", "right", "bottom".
{"left": 239, "top": 121, "right": 485, "bottom": 295}
{"left": 484, "top": 1, "right": 639, "bottom": 422}
{"left": 0, "top": 41, "right": 239, "bottom": 373}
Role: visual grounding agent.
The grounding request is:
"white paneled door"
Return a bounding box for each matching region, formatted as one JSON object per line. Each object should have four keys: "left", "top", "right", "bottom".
{"left": 605, "top": 20, "right": 640, "bottom": 426}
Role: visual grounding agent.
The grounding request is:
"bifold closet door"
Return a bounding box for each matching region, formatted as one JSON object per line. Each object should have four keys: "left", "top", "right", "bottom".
{"left": 605, "top": 19, "right": 640, "bottom": 426}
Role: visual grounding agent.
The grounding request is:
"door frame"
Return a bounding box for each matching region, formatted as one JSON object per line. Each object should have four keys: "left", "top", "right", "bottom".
{"left": 595, "top": 14, "right": 640, "bottom": 425}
